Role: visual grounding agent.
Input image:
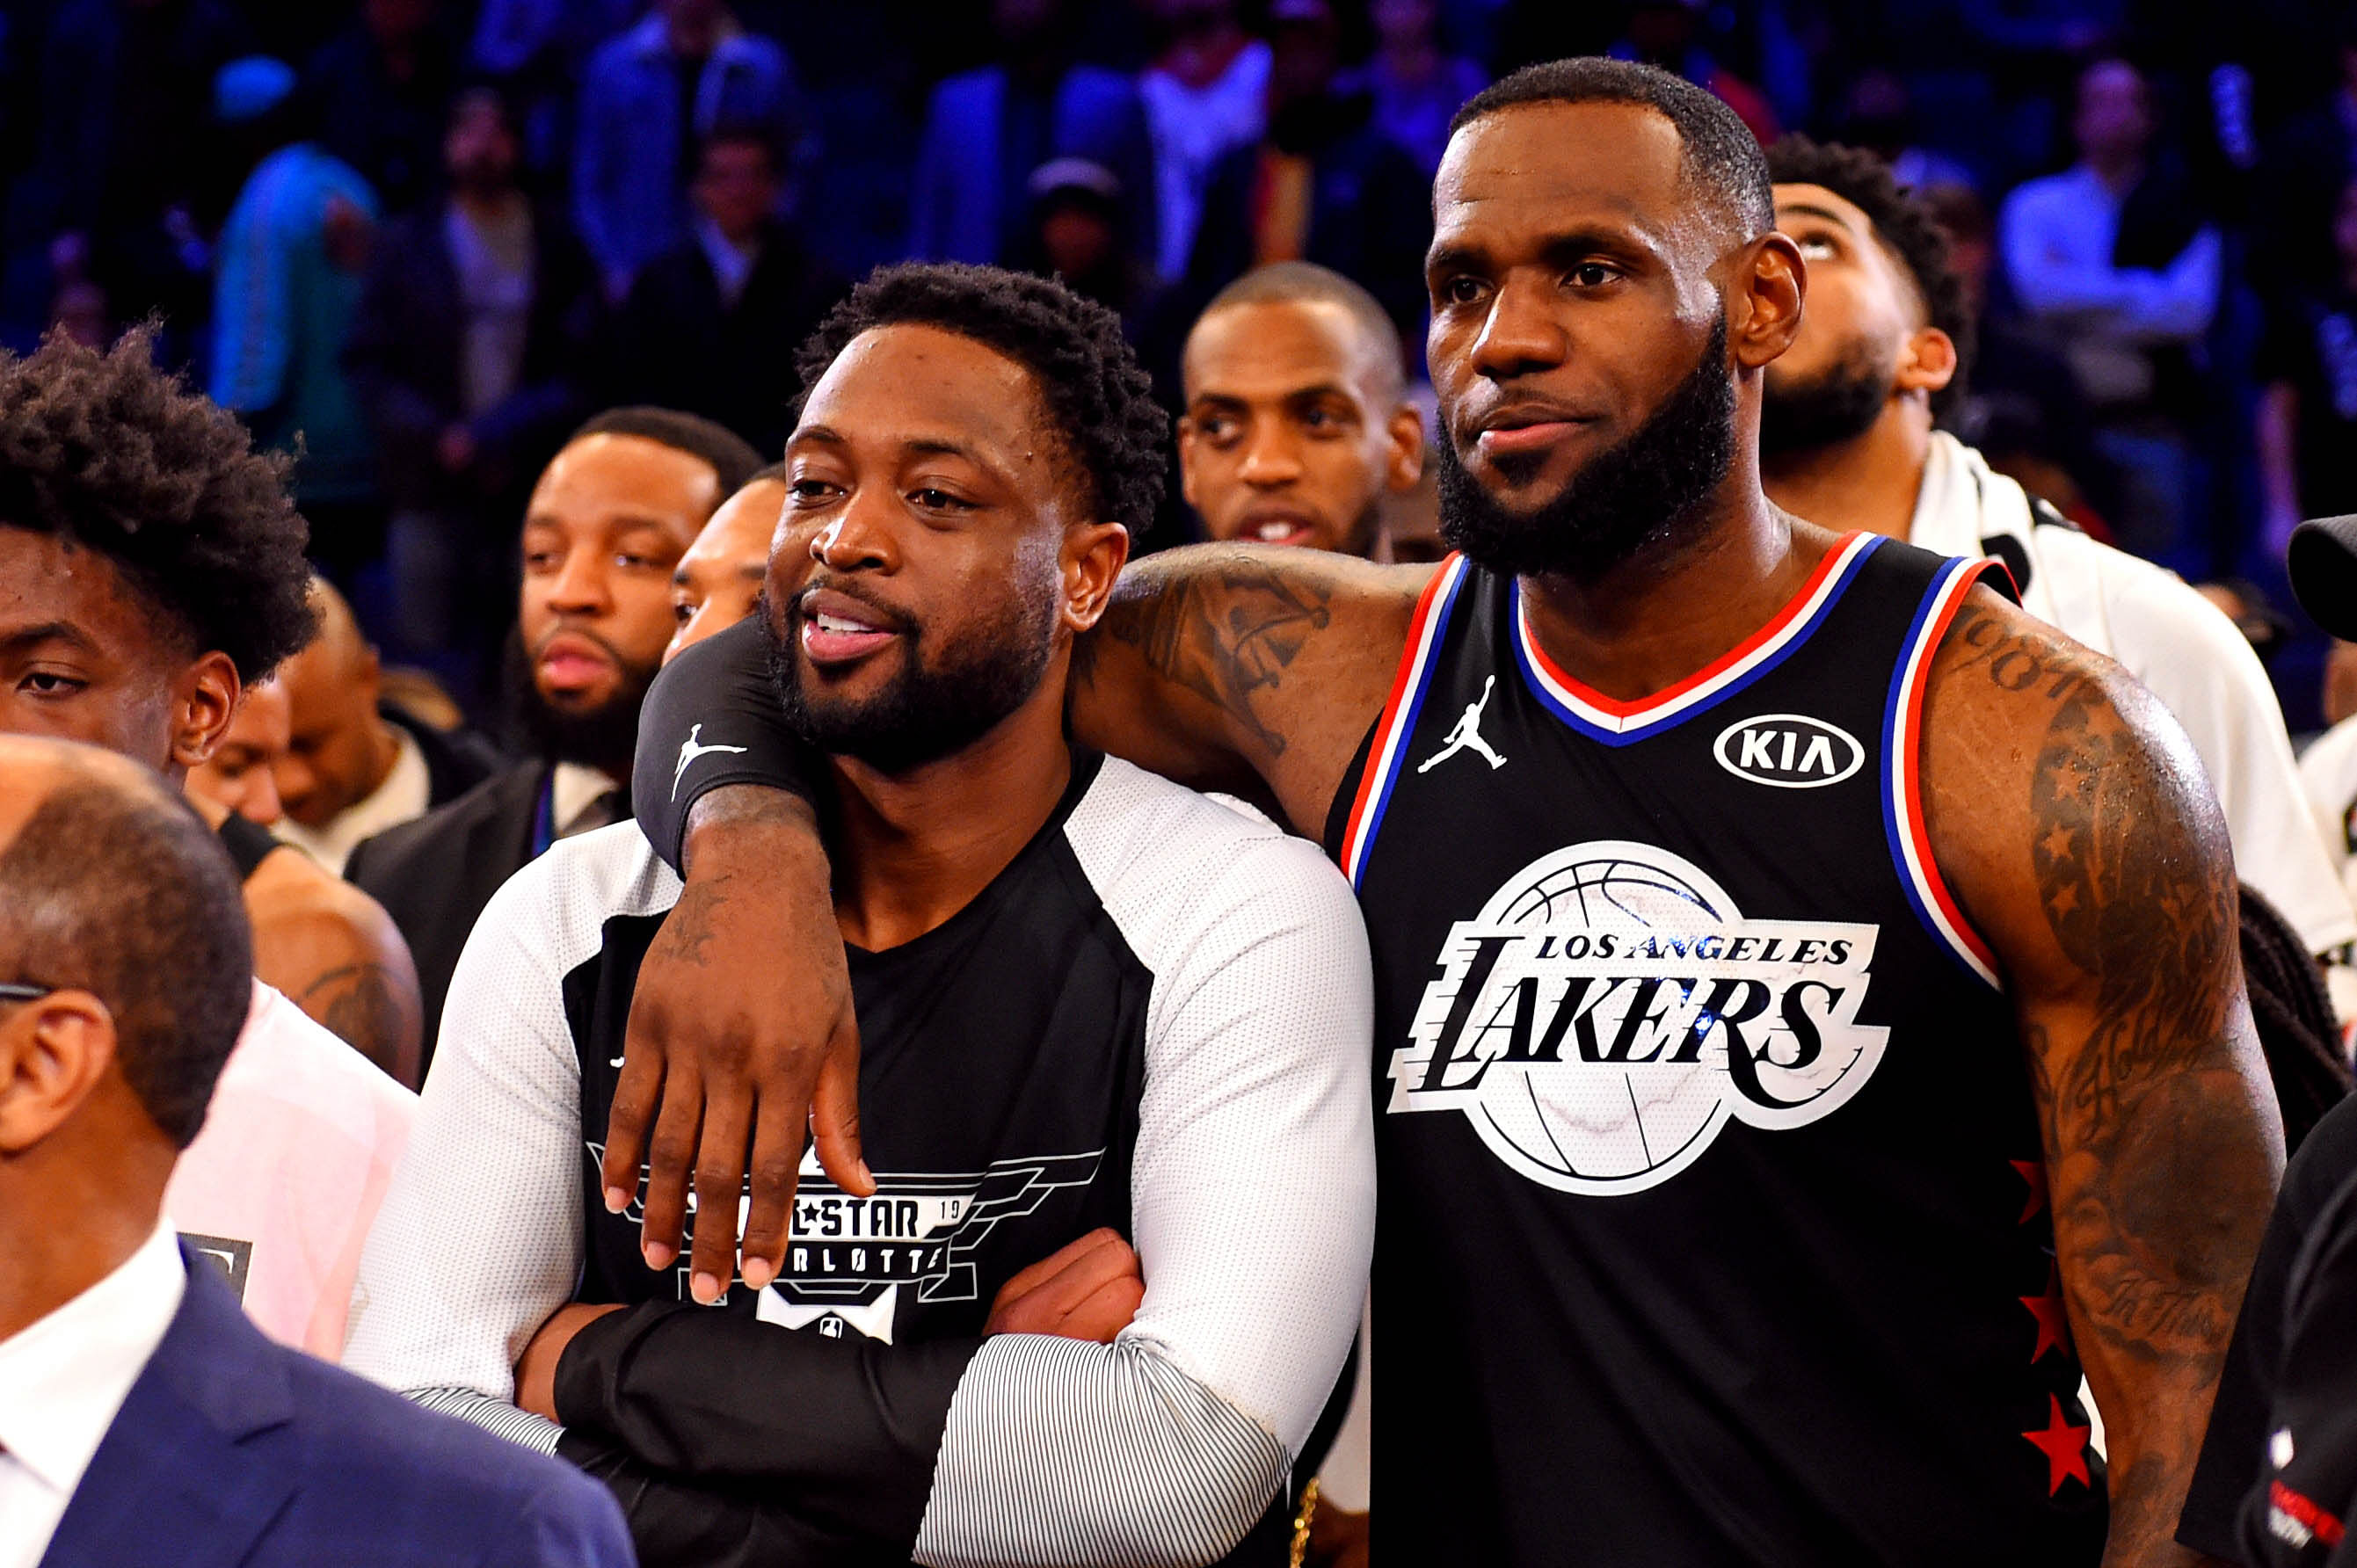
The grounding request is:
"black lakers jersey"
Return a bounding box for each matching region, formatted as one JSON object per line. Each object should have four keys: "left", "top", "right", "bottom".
{"left": 1325, "top": 534, "right": 2106, "bottom": 1566}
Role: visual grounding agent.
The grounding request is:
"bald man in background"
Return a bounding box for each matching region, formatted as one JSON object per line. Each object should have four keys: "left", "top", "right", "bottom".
{"left": 1178, "top": 261, "right": 1426, "bottom": 561}
{"left": 273, "top": 579, "right": 503, "bottom": 875}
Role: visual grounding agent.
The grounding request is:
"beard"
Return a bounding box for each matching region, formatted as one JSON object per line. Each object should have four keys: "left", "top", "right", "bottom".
{"left": 1759, "top": 338, "right": 1895, "bottom": 458}
{"left": 764, "top": 575, "right": 1059, "bottom": 775}
{"left": 503, "top": 628, "right": 658, "bottom": 773}
{"left": 1436, "top": 314, "right": 1737, "bottom": 581}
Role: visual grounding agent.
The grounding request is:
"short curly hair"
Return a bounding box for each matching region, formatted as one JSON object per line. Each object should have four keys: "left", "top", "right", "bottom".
{"left": 793, "top": 263, "right": 1168, "bottom": 535}
{"left": 1764, "top": 135, "right": 1976, "bottom": 417}
{"left": 0, "top": 327, "right": 317, "bottom": 680}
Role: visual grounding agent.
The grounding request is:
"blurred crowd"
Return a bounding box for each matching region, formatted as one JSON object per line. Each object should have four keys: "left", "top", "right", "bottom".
{"left": 8, "top": 0, "right": 2357, "bottom": 728}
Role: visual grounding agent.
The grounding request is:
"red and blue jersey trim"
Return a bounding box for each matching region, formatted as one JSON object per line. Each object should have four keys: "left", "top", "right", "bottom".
{"left": 1510, "top": 531, "right": 1882, "bottom": 746}
{"left": 1338, "top": 554, "right": 1471, "bottom": 889}
{"left": 1882, "top": 554, "right": 2005, "bottom": 990}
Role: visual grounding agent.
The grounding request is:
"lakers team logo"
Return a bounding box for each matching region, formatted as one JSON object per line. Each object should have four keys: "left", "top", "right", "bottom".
{"left": 1391, "top": 841, "right": 1887, "bottom": 1194}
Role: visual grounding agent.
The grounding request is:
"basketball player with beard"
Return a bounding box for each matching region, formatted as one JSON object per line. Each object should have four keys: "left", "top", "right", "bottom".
{"left": 622, "top": 62, "right": 2278, "bottom": 1565}
{"left": 1755, "top": 134, "right": 2357, "bottom": 1008}
{"left": 344, "top": 265, "right": 1374, "bottom": 1567}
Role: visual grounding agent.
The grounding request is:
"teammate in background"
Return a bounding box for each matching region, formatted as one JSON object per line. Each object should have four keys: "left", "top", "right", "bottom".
{"left": 0, "top": 737, "right": 632, "bottom": 1568}
{"left": 346, "top": 408, "right": 762, "bottom": 1060}
{"left": 345, "top": 265, "right": 1374, "bottom": 1567}
{"left": 0, "top": 329, "right": 413, "bottom": 1357}
{"left": 1178, "top": 262, "right": 1425, "bottom": 559}
{"left": 271, "top": 578, "right": 503, "bottom": 876}
{"left": 667, "top": 464, "right": 785, "bottom": 660}
{"left": 1757, "top": 134, "right": 2357, "bottom": 1008}
{"left": 625, "top": 61, "right": 2281, "bottom": 1565}
{"left": 183, "top": 678, "right": 425, "bottom": 1085}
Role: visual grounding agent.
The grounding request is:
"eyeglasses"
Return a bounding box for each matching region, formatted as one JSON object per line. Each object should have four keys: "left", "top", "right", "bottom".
{"left": 0, "top": 984, "right": 55, "bottom": 1004}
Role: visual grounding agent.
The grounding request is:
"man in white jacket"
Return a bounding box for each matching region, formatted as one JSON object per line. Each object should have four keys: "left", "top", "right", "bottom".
{"left": 1758, "top": 135, "right": 2357, "bottom": 1006}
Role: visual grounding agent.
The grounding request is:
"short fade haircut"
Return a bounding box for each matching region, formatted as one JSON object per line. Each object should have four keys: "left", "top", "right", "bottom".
{"left": 794, "top": 263, "right": 1168, "bottom": 536}
{"left": 1765, "top": 134, "right": 1976, "bottom": 417}
{"left": 1451, "top": 58, "right": 1775, "bottom": 242}
{"left": 1192, "top": 262, "right": 1407, "bottom": 400}
{"left": 0, "top": 764, "right": 251, "bottom": 1148}
{"left": 570, "top": 406, "right": 767, "bottom": 497}
{"left": 0, "top": 327, "right": 317, "bottom": 682}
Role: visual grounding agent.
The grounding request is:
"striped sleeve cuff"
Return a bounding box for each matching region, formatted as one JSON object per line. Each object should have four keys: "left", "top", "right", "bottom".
{"left": 407, "top": 1385, "right": 566, "bottom": 1455}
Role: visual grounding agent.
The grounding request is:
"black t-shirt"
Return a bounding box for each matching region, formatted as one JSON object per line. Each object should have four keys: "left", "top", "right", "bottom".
{"left": 2181, "top": 1094, "right": 2357, "bottom": 1560}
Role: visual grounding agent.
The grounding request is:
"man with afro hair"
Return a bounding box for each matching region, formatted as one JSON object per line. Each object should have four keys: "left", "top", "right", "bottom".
{"left": 346, "top": 264, "right": 1374, "bottom": 1567}
{"left": 1757, "top": 135, "right": 2357, "bottom": 999}
{"left": 0, "top": 327, "right": 418, "bottom": 1358}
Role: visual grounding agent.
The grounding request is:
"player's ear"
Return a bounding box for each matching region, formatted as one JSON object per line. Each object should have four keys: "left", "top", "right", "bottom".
{"left": 1062, "top": 520, "right": 1131, "bottom": 635}
{"left": 1385, "top": 403, "right": 1425, "bottom": 494}
{"left": 169, "top": 651, "right": 241, "bottom": 773}
{"left": 1730, "top": 232, "right": 1806, "bottom": 372}
{"left": 1895, "top": 326, "right": 1958, "bottom": 397}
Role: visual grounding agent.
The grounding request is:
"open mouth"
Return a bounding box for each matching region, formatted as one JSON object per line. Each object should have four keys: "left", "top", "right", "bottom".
{"left": 797, "top": 592, "right": 903, "bottom": 667}
{"left": 1243, "top": 512, "right": 1321, "bottom": 548}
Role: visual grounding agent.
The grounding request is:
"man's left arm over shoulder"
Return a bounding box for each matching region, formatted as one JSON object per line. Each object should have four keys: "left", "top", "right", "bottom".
{"left": 1924, "top": 588, "right": 2284, "bottom": 1567}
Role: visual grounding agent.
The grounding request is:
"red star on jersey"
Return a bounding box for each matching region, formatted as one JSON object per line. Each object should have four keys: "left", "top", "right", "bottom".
{"left": 2023, "top": 1394, "right": 2092, "bottom": 1494}
{"left": 2011, "top": 1160, "right": 2048, "bottom": 1224}
{"left": 2020, "top": 1264, "right": 2070, "bottom": 1362}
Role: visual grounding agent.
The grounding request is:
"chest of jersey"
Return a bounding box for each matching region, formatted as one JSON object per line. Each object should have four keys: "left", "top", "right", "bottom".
{"left": 567, "top": 811, "right": 1150, "bottom": 1345}
{"left": 1332, "top": 538, "right": 2106, "bottom": 1564}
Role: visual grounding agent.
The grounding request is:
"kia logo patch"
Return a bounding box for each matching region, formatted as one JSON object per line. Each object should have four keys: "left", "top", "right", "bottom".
{"left": 1712, "top": 714, "right": 1865, "bottom": 789}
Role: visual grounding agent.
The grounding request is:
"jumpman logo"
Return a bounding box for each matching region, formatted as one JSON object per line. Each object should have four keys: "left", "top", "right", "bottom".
{"left": 671, "top": 723, "right": 749, "bottom": 799}
{"left": 1418, "top": 676, "right": 1508, "bottom": 773}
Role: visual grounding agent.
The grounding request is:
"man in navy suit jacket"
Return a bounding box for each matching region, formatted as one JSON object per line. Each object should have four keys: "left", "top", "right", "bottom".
{"left": 0, "top": 736, "right": 632, "bottom": 1568}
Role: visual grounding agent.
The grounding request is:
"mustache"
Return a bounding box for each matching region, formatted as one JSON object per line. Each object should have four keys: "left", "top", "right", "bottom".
{"left": 789, "top": 575, "right": 918, "bottom": 635}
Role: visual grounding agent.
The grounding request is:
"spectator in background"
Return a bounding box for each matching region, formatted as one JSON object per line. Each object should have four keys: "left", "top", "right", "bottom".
{"left": 345, "top": 83, "right": 598, "bottom": 687}
{"left": 209, "top": 56, "right": 382, "bottom": 584}
{"left": 29, "top": 0, "right": 250, "bottom": 331}
{"left": 572, "top": 0, "right": 804, "bottom": 303}
{"left": 1182, "top": 0, "right": 1430, "bottom": 361}
{"left": 1016, "top": 158, "right": 1165, "bottom": 342}
{"left": 1138, "top": 0, "right": 1272, "bottom": 284}
{"left": 1176, "top": 261, "right": 1422, "bottom": 558}
{"left": 906, "top": 0, "right": 1157, "bottom": 271}
{"left": 2259, "top": 175, "right": 2357, "bottom": 558}
{"left": 301, "top": 0, "right": 459, "bottom": 216}
{"left": 186, "top": 679, "right": 296, "bottom": 827}
{"left": 666, "top": 465, "right": 784, "bottom": 660}
{"left": 601, "top": 126, "right": 842, "bottom": 457}
{"left": 1337, "top": 0, "right": 1487, "bottom": 178}
{"left": 346, "top": 409, "right": 760, "bottom": 1062}
{"left": 272, "top": 580, "right": 505, "bottom": 877}
{"left": 1999, "top": 55, "right": 2222, "bottom": 573}
{"left": 1833, "top": 69, "right": 1977, "bottom": 193}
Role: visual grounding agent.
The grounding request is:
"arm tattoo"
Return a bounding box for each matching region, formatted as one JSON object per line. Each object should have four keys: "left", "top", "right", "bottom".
{"left": 651, "top": 870, "right": 737, "bottom": 969}
{"left": 1098, "top": 559, "right": 1334, "bottom": 759}
{"left": 300, "top": 962, "right": 416, "bottom": 1078}
{"left": 1950, "top": 604, "right": 2271, "bottom": 1561}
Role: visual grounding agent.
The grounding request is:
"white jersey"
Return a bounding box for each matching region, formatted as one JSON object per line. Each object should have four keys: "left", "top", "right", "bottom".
{"left": 345, "top": 753, "right": 1376, "bottom": 1566}
{"left": 1911, "top": 432, "right": 2357, "bottom": 961}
